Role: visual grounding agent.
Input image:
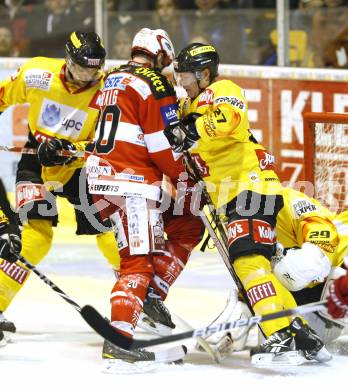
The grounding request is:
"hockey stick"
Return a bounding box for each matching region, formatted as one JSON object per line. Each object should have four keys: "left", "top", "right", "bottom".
{"left": 129, "top": 300, "right": 327, "bottom": 349}
{"left": 0, "top": 145, "right": 85, "bottom": 157}
{"left": 183, "top": 151, "right": 264, "bottom": 335}
{"left": 16, "top": 254, "right": 133, "bottom": 349}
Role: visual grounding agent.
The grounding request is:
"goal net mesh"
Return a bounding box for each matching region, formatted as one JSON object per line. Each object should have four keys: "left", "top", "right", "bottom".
{"left": 304, "top": 114, "right": 348, "bottom": 213}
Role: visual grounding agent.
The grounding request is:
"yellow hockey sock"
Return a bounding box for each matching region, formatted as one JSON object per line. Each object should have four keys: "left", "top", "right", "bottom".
{"left": 96, "top": 231, "right": 120, "bottom": 271}
{"left": 0, "top": 219, "right": 53, "bottom": 312}
{"left": 234, "top": 254, "right": 298, "bottom": 337}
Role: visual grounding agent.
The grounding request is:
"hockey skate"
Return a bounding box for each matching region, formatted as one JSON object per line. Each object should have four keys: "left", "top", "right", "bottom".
{"left": 102, "top": 340, "right": 186, "bottom": 374}
{"left": 137, "top": 287, "right": 176, "bottom": 336}
{"left": 0, "top": 311, "right": 16, "bottom": 346}
{"left": 291, "top": 317, "right": 332, "bottom": 362}
{"left": 251, "top": 317, "right": 332, "bottom": 366}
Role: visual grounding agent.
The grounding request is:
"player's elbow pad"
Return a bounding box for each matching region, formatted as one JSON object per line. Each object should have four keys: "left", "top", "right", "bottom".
{"left": 272, "top": 242, "right": 331, "bottom": 291}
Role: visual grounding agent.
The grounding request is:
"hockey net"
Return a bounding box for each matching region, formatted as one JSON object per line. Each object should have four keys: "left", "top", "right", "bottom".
{"left": 303, "top": 112, "right": 348, "bottom": 213}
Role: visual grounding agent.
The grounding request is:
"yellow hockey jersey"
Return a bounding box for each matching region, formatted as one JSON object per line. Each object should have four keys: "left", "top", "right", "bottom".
{"left": 0, "top": 57, "right": 102, "bottom": 186}
{"left": 178, "top": 79, "right": 281, "bottom": 209}
{"left": 277, "top": 187, "right": 348, "bottom": 267}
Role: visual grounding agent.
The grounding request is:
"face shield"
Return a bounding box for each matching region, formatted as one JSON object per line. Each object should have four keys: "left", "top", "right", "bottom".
{"left": 66, "top": 56, "right": 103, "bottom": 85}
{"left": 174, "top": 71, "right": 202, "bottom": 99}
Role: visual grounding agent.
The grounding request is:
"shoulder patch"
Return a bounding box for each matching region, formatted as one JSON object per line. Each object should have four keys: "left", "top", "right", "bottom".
{"left": 292, "top": 198, "right": 318, "bottom": 218}
{"left": 160, "top": 103, "right": 178, "bottom": 126}
{"left": 132, "top": 67, "right": 175, "bottom": 99}
{"left": 214, "top": 95, "right": 246, "bottom": 111}
{"left": 197, "top": 88, "right": 214, "bottom": 107}
{"left": 103, "top": 71, "right": 152, "bottom": 100}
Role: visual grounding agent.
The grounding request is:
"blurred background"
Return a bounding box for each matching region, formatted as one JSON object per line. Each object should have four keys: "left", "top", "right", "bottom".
{"left": 1, "top": 0, "right": 348, "bottom": 67}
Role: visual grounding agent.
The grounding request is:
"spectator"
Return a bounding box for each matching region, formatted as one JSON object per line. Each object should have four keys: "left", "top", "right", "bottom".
{"left": 73, "top": 0, "right": 94, "bottom": 30}
{"left": 0, "top": 24, "right": 18, "bottom": 57}
{"left": 1, "top": 0, "right": 37, "bottom": 56}
{"left": 187, "top": 32, "right": 211, "bottom": 45}
{"left": 188, "top": 0, "right": 242, "bottom": 63}
{"left": 310, "top": 0, "right": 348, "bottom": 67}
{"left": 151, "top": 0, "right": 188, "bottom": 49}
{"left": 106, "top": 0, "right": 154, "bottom": 11}
{"left": 27, "top": 0, "right": 84, "bottom": 57}
{"left": 109, "top": 23, "right": 134, "bottom": 59}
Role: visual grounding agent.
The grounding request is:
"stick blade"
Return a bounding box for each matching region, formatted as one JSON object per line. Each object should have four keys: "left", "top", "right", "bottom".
{"left": 80, "top": 305, "right": 132, "bottom": 350}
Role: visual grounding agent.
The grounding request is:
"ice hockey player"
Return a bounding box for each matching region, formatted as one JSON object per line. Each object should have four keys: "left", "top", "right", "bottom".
{"left": 271, "top": 187, "right": 348, "bottom": 341}
{"left": 0, "top": 207, "right": 21, "bottom": 345}
{"left": 163, "top": 42, "right": 331, "bottom": 366}
{"left": 203, "top": 187, "right": 348, "bottom": 360}
{"left": 0, "top": 31, "right": 121, "bottom": 343}
{"left": 86, "top": 28, "right": 203, "bottom": 371}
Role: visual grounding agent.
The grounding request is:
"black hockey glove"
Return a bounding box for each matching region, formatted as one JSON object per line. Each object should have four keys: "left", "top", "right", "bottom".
{"left": 164, "top": 113, "right": 201, "bottom": 153}
{"left": 38, "top": 138, "right": 77, "bottom": 167}
{"left": 0, "top": 223, "right": 21, "bottom": 263}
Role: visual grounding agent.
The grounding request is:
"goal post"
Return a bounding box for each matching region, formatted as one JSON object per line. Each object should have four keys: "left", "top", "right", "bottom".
{"left": 303, "top": 112, "right": 348, "bottom": 213}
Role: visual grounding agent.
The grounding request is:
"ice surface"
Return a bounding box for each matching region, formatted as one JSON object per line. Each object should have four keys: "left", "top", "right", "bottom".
{"left": 1, "top": 245, "right": 347, "bottom": 390}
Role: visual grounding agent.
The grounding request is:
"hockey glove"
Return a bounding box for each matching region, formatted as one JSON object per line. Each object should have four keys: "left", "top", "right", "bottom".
{"left": 0, "top": 223, "right": 21, "bottom": 263}
{"left": 164, "top": 113, "right": 201, "bottom": 153}
{"left": 328, "top": 274, "right": 348, "bottom": 319}
{"left": 38, "top": 138, "right": 77, "bottom": 167}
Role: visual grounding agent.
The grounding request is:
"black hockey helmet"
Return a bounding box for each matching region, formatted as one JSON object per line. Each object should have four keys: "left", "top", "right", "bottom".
{"left": 174, "top": 43, "right": 219, "bottom": 80}
{"left": 65, "top": 31, "right": 106, "bottom": 68}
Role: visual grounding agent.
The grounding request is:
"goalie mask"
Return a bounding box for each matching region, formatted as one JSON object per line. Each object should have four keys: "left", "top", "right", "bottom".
{"left": 65, "top": 31, "right": 106, "bottom": 83}
{"left": 131, "top": 28, "right": 175, "bottom": 69}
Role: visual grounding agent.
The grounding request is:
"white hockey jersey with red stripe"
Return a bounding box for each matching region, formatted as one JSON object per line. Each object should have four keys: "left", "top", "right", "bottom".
{"left": 87, "top": 64, "right": 184, "bottom": 187}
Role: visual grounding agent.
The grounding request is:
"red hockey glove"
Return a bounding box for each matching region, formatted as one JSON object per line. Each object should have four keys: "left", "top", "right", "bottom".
{"left": 327, "top": 273, "right": 348, "bottom": 319}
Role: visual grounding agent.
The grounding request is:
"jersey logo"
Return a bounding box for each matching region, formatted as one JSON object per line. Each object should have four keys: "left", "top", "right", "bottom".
{"left": 104, "top": 73, "right": 135, "bottom": 91}
{"left": 132, "top": 67, "right": 174, "bottom": 99}
{"left": 247, "top": 281, "right": 276, "bottom": 306}
{"left": 160, "top": 103, "right": 178, "bottom": 126}
{"left": 214, "top": 96, "right": 246, "bottom": 111}
{"left": 0, "top": 259, "right": 29, "bottom": 284}
{"left": 24, "top": 69, "right": 53, "bottom": 91}
{"left": 292, "top": 199, "right": 317, "bottom": 217}
{"left": 16, "top": 183, "right": 46, "bottom": 210}
{"left": 227, "top": 219, "right": 249, "bottom": 246}
{"left": 38, "top": 98, "right": 87, "bottom": 139}
{"left": 42, "top": 104, "right": 60, "bottom": 127}
{"left": 255, "top": 149, "right": 275, "bottom": 170}
{"left": 253, "top": 219, "right": 276, "bottom": 245}
{"left": 197, "top": 88, "right": 214, "bottom": 107}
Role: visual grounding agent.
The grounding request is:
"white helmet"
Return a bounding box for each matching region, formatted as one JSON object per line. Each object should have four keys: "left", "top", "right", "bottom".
{"left": 131, "top": 28, "right": 175, "bottom": 68}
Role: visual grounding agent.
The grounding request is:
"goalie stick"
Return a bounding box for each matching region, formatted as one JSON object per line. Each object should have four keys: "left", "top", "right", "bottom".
{"left": 0, "top": 145, "right": 85, "bottom": 157}
{"left": 128, "top": 299, "right": 327, "bottom": 349}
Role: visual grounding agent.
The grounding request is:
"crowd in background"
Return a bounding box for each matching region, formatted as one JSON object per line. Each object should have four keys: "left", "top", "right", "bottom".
{"left": 1, "top": 0, "right": 348, "bottom": 68}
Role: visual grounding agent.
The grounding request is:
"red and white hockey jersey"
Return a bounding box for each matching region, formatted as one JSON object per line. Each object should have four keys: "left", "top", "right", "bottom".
{"left": 87, "top": 64, "right": 184, "bottom": 198}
